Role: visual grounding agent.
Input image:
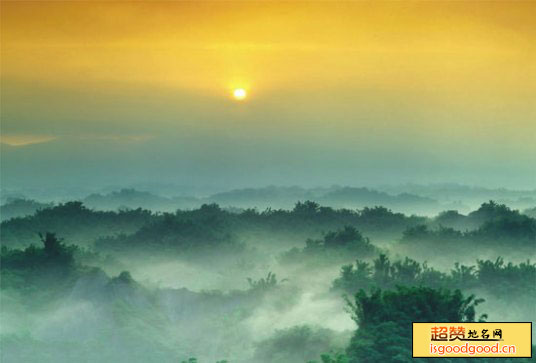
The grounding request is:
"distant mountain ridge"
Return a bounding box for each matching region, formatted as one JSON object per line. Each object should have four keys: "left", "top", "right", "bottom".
{"left": 2, "top": 185, "right": 535, "bottom": 220}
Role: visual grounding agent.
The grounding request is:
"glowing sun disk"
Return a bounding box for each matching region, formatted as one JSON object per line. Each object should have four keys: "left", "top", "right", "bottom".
{"left": 233, "top": 88, "right": 247, "bottom": 100}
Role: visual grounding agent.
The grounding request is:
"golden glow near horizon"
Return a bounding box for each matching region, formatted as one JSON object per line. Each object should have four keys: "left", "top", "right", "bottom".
{"left": 233, "top": 88, "right": 247, "bottom": 101}
{"left": 1, "top": 1, "right": 535, "bottom": 151}
{"left": 2, "top": 2, "right": 534, "bottom": 96}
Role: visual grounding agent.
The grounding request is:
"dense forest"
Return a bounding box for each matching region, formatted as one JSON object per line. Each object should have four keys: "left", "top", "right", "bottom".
{"left": 1, "top": 195, "right": 535, "bottom": 362}
{"left": 3, "top": 0, "right": 536, "bottom": 360}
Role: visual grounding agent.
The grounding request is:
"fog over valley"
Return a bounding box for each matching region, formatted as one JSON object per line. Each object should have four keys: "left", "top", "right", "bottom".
{"left": 2, "top": 1, "right": 535, "bottom": 361}
{"left": 1, "top": 187, "right": 535, "bottom": 362}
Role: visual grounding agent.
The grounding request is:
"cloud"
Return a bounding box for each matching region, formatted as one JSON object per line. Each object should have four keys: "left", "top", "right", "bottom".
{"left": 0, "top": 134, "right": 57, "bottom": 146}
{"left": 0, "top": 133, "right": 154, "bottom": 147}
{"left": 76, "top": 134, "right": 154, "bottom": 143}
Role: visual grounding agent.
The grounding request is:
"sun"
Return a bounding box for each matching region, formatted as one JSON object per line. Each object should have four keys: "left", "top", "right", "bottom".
{"left": 233, "top": 88, "right": 247, "bottom": 100}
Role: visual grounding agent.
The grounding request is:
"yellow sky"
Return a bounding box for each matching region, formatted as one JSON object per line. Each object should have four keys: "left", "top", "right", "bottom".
{"left": 1, "top": 1, "right": 535, "bottom": 189}
{"left": 0, "top": 2, "right": 534, "bottom": 155}
{"left": 2, "top": 1, "right": 535, "bottom": 97}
